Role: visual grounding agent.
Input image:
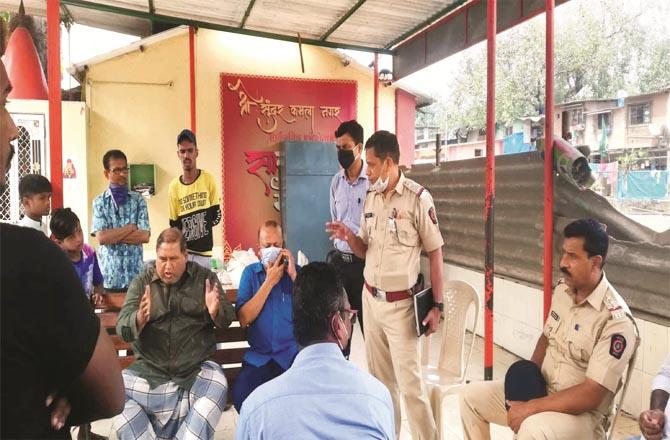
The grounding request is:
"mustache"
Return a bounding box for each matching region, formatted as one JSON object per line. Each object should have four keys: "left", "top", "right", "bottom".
{"left": 560, "top": 267, "right": 571, "bottom": 276}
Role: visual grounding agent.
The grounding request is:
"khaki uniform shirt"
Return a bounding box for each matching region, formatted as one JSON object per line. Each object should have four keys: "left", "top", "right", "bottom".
{"left": 542, "top": 274, "right": 638, "bottom": 418}
{"left": 358, "top": 172, "right": 444, "bottom": 291}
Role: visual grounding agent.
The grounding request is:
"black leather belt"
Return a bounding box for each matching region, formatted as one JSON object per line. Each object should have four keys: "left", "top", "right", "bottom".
{"left": 335, "top": 250, "right": 363, "bottom": 264}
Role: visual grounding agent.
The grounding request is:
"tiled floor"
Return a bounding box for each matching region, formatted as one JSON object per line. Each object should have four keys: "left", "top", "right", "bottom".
{"left": 85, "top": 322, "right": 642, "bottom": 439}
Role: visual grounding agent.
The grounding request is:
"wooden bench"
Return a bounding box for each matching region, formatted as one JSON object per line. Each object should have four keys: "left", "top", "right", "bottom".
{"left": 97, "top": 289, "right": 248, "bottom": 395}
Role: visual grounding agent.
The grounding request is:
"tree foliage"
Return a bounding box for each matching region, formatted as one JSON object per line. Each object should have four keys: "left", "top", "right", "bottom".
{"left": 428, "top": 0, "right": 670, "bottom": 133}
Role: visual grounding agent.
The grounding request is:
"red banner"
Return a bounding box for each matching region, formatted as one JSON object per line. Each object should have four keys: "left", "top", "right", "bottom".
{"left": 220, "top": 74, "right": 357, "bottom": 250}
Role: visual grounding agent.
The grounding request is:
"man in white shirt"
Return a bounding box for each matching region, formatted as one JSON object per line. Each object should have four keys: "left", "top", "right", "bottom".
{"left": 639, "top": 352, "right": 670, "bottom": 440}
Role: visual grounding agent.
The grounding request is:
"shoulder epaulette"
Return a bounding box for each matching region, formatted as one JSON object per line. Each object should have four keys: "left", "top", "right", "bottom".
{"left": 403, "top": 178, "right": 428, "bottom": 198}
{"left": 603, "top": 291, "right": 629, "bottom": 320}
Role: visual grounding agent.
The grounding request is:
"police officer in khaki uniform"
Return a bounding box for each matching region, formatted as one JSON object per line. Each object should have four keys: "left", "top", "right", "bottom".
{"left": 459, "top": 219, "right": 638, "bottom": 440}
{"left": 327, "top": 130, "right": 444, "bottom": 440}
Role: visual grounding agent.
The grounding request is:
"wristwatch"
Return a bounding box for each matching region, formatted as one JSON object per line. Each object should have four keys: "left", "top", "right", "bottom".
{"left": 433, "top": 301, "right": 445, "bottom": 322}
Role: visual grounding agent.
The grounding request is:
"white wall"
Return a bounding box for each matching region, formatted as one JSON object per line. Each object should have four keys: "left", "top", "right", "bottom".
{"left": 421, "top": 257, "right": 668, "bottom": 417}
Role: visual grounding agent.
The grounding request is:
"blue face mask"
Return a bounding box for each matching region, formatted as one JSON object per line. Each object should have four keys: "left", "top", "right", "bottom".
{"left": 260, "top": 246, "right": 282, "bottom": 266}
{"left": 109, "top": 183, "right": 128, "bottom": 206}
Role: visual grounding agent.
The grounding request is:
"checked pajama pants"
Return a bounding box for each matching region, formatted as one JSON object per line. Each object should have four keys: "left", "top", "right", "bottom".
{"left": 113, "top": 361, "right": 228, "bottom": 440}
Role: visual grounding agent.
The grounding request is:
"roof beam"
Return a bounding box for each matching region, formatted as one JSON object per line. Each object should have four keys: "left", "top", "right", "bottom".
{"left": 239, "top": 0, "right": 256, "bottom": 29}
{"left": 60, "top": 0, "right": 394, "bottom": 54}
{"left": 60, "top": 4, "right": 75, "bottom": 26}
{"left": 320, "top": 0, "right": 367, "bottom": 41}
{"left": 384, "top": 0, "right": 468, "bottom": 49}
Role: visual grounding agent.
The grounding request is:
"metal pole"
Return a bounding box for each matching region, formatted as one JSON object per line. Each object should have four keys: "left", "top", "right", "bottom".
{"left": 189, "top": 26, "right": 196, "bottom": 133}
{"left": 435, "top": 133, "right": 442, "bottom": 166}
{"left": 543, "top": 0, "right": 555, "bottom": 322}
{"left": 47, "top": 0, "right": 63, "bottom": 209}
{"left": 374, "top": 53, "right": 379, "bottom": 131}
{"left": 484, "top": 0, "right": 496, "bottom": 382}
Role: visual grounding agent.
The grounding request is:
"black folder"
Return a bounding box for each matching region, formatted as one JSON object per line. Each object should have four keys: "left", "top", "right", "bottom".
{"left": 413, "top": 287, "right": 434, "bottom": 337}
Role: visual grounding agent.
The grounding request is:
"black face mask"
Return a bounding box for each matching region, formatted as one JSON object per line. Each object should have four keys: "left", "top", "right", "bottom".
{"left": 337, "top": 148, "right": 357, "bottom": 170}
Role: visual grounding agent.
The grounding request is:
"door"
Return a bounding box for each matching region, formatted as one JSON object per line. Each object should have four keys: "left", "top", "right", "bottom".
{"left": 561, "top": 110, "right": 570, "bottom": 140}
{"left": 281, "top": 141, "right": 340, "bottom": 263}
{"left": 0, "top": 113, "right": 48, "bottom": 222}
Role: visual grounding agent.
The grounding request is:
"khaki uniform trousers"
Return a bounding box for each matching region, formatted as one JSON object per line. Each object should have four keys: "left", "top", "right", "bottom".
{"left": 459, "top": 380, "right": 605, "bottom": 440}
{"left": 363, "top": 288, "right": 437, "bottom": 440}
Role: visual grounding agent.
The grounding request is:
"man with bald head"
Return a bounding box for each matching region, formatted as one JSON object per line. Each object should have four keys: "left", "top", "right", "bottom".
{"left": 232, "top": 220, "right": 299, "bottom": 413}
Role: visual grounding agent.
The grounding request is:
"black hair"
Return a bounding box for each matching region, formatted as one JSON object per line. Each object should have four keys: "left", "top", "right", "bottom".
{"left": 102, "top": 149, "right": 127, "bottom": 170}
{"left": 19, "top": 174, "right": 52, "bottom": 199}
{"left": 50, "top": 208, "right": 80, "bottom": 240}
{"left": 293, "top": 262, "right": 346, "bottom": 346}
{"left": 334, "top": 120, "right": 364, "bottom": 145}
{"left": 156, "top": 227, "right": 187, "bottom": 253}
{"left": 563, "top": 219, "right": 609, "bottom": 267}
{"left": 365, "top": 130, "right": 400, "bottom": 164}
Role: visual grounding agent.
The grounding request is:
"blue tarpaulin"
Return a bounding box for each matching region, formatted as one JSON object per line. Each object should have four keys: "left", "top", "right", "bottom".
{"left": 503, "top": 133, "right": 533, "bottom": 154}
{"left": 616, "top": 170, "right": 668, "bottom": 199}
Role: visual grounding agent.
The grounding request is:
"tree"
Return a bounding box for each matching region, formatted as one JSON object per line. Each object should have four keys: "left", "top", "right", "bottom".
{"left": 7, "top": 2, "right": 48, "bottom": 79}
{"left": 432, "top": 0, "right": 670, "bottom": 133}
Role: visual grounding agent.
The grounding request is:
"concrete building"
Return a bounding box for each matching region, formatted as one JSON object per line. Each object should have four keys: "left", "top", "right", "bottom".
{"left": 554, "top": 89, "right": 670, "bottom": 168}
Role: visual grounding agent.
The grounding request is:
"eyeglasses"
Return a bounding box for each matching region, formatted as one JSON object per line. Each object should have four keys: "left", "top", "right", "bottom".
{"left": 341, "top": 308, "right": 358, "bottom": 325}
{"left": 109, "top": 167, "right": 129, "bottom": 175}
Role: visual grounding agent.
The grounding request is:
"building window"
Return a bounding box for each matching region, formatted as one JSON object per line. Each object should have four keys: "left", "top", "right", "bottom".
{"left": 629, "top": 103, "right": 651, "bottom": 125}
{"left": 596, "top": 113, "right": 612, "bottom": 135}
{"left": 570, "top": 109, "right": 584, "bottom": 126}
{"left": 597, "top": 113, "right": 611, "bottom": 130}
{"left": 474, "top": 149, "right": 482, "bottom": 157}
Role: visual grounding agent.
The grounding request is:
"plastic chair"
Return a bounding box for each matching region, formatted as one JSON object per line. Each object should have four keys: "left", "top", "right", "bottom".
{"left": 606, "top": 319, "right": 641, "bottom": 440}
{"left": 421, "top": 280, "right": 480, "bottom": 439}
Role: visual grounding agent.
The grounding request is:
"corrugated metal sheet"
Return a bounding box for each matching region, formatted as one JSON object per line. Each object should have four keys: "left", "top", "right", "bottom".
{"left": 0, "top": 0, "right": 467, "bottom": 51}
{"left": 406, "top": 152, "right": 670, "bottom": 322}
{"left": 394, "top": 0, "right": 571, "bottom": 79}
{"left": 244, "top": 0, "right": 356, "bottom": 41}
{"left": 327, "top": 0, "right": 456, "bottom": 48}
{"left": 154, "top": 0, "right": 246, "bottom": 28}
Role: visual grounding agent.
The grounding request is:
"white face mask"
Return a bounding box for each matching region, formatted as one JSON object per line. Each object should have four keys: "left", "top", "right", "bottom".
{"left": 370, "top": 161, "right": 389, "bottom": 194}
{"left": 260, "top": 246, "right": 281, "bottom": 266}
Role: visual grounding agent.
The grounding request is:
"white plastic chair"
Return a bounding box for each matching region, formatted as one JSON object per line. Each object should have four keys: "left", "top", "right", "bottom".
{"left": 606, "top": 319, "right": 641, "bottom": 440}
{"left": 421, "top": 280, "right": 480, "bottom": 439}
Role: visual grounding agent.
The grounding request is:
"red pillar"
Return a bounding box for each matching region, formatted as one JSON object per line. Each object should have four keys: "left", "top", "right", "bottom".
{"left": 543, "top": 0, "right": 555, "bottom": 322}
{"left": 189, "top": 26, "right": 197, "bottom": 133}
{"left": 373, "top": 54, "right": 379, "bottom": 132}
{"left": 47, "top": 0, "right": 63, "bottom": 209}
{"left": 484, "top": 0, "right": 497, "bottom": 381}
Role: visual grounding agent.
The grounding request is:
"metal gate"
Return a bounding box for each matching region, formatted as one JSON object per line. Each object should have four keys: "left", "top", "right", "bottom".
{"left": 0, "top": 113, "right": 48, "bottom": 222}
{"left": 281, "top": 141, "right": 340, "bottom": 263}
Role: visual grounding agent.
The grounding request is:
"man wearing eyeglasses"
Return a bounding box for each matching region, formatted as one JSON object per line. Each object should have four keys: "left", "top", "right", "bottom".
{"left": 236, "top": 262, "right": 394, "bottom": 439}
{"left": 92, "top": 149, "right": 151, "bottom": 292}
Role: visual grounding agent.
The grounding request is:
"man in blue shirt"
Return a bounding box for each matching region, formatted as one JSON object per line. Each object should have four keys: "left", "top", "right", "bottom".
{"left": 232, "top": 220, "right": 299, "bottom": 413}
{"left": 92, "top": 150, "right": 150, "bottom": 292}
{"left": 236, "top": 262, "right": 394, "bottom": 439}
{"left": 328, "top": 120, "right": 368, "bottom": 357}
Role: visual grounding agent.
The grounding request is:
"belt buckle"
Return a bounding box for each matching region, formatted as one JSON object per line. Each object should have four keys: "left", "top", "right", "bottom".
{"left": 374, "top": 288, "right": 387, "bottom": 302}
